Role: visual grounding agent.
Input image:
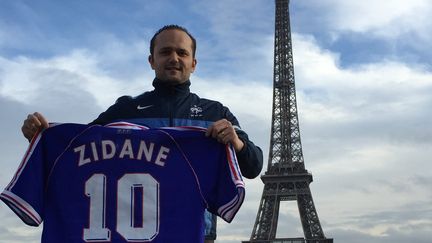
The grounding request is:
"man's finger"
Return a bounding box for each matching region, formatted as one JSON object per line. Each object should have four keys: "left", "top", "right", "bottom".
{"left": 33, "top": 112, "right": 49, "bottom": 128}
{"left": 205, "top": 125, "right": 214, "bottom": 137}
{"left": 26, "top": 114, "right": 41, "bottom": 128}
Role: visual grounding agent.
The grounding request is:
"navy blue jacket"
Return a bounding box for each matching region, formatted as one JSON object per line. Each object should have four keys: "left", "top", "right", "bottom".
{"left": 91, "top": 78, "right": 263, "bottom": 179}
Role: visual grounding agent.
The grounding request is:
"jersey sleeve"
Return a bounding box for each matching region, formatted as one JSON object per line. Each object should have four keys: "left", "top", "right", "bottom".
{"left": 1, "top": 132, "right": 46, "bottom": 226}
{"left": 212, "top": 144, "right": 245, "bottom": 222}
{"left": 1, "top": 123, "right": 87, "bottom": 227}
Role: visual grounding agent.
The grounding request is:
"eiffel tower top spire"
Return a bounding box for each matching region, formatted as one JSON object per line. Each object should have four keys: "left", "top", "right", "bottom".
{"left": 268, "top": 0, "right": 305, "bottom": 175}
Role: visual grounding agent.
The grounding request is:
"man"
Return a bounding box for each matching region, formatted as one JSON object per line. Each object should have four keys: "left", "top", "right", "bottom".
{"left": 21, "top": 25, "right": 263, "bottom": 242}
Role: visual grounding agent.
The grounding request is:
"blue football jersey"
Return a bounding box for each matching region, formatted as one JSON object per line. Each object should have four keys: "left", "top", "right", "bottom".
{"left": 1, "top": 122, "right": 245, "bottom": 243}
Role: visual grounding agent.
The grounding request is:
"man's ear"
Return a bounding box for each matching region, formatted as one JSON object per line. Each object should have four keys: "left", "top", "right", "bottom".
{"left": 191, "top": 58, "right": 197, "bottom": 73}
{"left": 148, "top": 55, "right": 155, "bottom": 70}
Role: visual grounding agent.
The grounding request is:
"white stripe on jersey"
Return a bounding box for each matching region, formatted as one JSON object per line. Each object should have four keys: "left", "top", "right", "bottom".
{"left": 0, "top": 190, "right": 42, "bottom": 226}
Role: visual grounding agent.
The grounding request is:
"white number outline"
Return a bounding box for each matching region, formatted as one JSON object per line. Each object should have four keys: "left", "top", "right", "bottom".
{"left": 83, "top": 173, "right": 160, "bottom": 242}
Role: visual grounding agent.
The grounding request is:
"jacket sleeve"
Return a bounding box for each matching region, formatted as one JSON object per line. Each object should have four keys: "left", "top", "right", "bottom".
{"left": 234, "top": 129, "right": 263, "bottom": 179}
{"left": 223, "top": 109, "right": 263, "bottom": 179}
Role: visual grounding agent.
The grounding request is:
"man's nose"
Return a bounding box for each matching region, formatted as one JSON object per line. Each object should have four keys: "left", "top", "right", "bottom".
{"left": 168, "top": 52, "right": 179, "bottom": 63}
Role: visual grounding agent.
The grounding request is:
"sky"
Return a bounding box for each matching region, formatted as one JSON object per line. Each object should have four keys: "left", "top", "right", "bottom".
{"left": 1, "top": 0, "right": 431, "bottom": 242}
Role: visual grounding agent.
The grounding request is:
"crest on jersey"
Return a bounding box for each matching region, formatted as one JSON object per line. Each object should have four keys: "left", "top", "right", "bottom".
{"left": 190, "top": 105, "right": 203, "bottom": 118}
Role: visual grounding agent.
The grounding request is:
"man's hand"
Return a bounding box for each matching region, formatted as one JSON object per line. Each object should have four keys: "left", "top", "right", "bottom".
{"left": 21, "top": 112, "right": 49, "bottom": 141}
{"left": 205, "top": 119, "right": 244, "bottom": 152}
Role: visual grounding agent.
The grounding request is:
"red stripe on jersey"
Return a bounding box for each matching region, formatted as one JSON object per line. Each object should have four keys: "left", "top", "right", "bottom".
{"left": 0, "top": 192, "right": 41, "bottom": 225}
{"left": 225, "top": 146, "right": 240, "bottom": 181}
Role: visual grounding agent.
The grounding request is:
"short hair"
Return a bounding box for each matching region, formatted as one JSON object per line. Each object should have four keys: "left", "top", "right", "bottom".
{"left": 150, "top": 25, "right": 197, "bottom": 58}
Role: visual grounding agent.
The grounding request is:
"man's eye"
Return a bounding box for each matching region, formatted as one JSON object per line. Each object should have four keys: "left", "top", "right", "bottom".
{"left": 178, "top": 51, "right": 188, "bottom": 57}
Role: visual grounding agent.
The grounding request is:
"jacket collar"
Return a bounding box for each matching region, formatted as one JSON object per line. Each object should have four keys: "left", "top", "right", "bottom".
{"left": 152, "top": 78, "right": 191, "bottom": 97}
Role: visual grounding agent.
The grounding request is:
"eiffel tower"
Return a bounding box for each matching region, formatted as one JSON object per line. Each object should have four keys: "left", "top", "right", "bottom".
{"left": 242, "top": 0, "right": 332, "bottom": 242}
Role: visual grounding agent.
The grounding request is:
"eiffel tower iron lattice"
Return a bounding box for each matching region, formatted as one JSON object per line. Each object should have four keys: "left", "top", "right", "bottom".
{"left": 242, "top": 1, "right": 332, "bottom": 242}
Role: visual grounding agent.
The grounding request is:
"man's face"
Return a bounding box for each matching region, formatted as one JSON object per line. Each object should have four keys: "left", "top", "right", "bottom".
{"left": 149, "top": 29, "right": 197, "bottom": 84}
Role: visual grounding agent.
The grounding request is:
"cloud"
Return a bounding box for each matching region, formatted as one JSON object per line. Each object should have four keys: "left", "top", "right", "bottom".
{"left": 292, "top": 33, "right": 432, "bottom": 142}
{"left": 189, "top": 0, "right": 275, "bottom": 81}
{"left": 0, "top": 1, "right": 45, "bottom": 52}
{"left": 0, "top": 45, "right": 154, "bottom": 114}
{"left": 0, "top": 214, "right": 41, "bottom": 243}
{"left": 298, "top": 0, "right": 432, "bottom": 40}
{"left": 291, "top": 32, "right": 432, "bottom": 241}
{"left": 212, "top": 30, "right": 432, "bottom": 242}
{"left": 292, "top": 0, "right": 432, "bottom": 67}
{"left": 0, "top": 96, "right": 30, "bottom": 190}
{"left": 328, "top": 201, "right": 432, "bottom": 243}
{"left": 329, "top": 226, "right": 432, "bottom": 243}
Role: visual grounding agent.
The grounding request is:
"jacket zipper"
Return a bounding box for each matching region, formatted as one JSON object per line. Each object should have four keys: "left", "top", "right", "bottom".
{"left": 169, "top": 87, "right": 175, "bottom": 126}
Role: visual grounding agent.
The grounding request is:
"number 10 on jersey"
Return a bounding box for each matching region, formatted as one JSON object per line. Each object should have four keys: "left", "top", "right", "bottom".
{"left": 84, "top": 173, "right": 160, "bottom": 242}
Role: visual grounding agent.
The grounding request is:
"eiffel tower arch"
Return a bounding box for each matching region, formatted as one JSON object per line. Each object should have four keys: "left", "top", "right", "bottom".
{"left": 243, "top": 0, "right": 333, "bottom": 242}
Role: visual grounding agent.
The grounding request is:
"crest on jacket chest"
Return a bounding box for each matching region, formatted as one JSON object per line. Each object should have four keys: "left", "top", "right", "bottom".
{"left": 190, "top": 105, "right": 203, "bottom": 118}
